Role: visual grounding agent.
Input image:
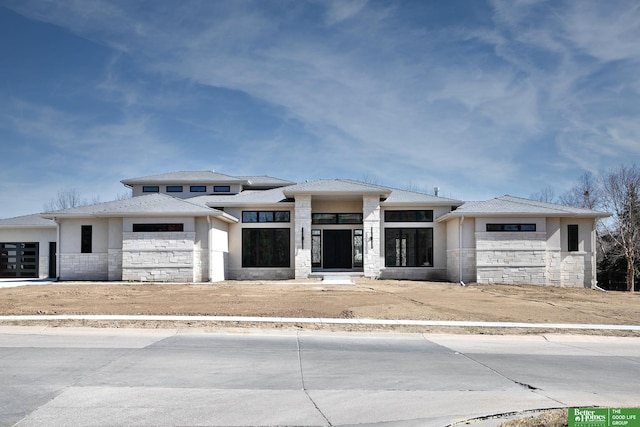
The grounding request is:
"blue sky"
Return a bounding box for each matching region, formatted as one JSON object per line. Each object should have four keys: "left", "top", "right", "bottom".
{"left": 1, "top": 0, "right": 640, "bottom": 218}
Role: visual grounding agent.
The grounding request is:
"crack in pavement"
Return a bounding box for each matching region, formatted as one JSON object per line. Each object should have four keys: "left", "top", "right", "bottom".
{"left": 296, "top": 333, "right": 332, "bottom": 426}
{"left": 452, "top": 351, "right": 566, "bottom": 406}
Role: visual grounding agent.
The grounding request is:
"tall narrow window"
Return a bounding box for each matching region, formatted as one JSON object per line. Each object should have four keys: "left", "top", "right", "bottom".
{"left": 353, "top": 229, "right": 363, "bottom": 268}
{"left": 568, "top": 224, "right": 579, "bottom": 252}
{"left": 81, "top": 225, "right": 92, "bottom": 253}
{"left": 311, "top": 229, "right": 321, "bottom": 267}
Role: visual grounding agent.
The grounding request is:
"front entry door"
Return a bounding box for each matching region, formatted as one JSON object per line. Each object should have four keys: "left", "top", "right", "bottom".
{"left": 323, "top": 230, "right": 352, "bottom": 269}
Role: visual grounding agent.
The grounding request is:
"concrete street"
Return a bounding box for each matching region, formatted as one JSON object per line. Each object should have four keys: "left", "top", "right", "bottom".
{"left": 1, "top": 327, "right": 639, "bottom": 426}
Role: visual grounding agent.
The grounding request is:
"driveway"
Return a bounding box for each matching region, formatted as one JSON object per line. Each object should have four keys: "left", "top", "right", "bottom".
{"left": 1, "top": 327, "right": 639, "bottom": 426}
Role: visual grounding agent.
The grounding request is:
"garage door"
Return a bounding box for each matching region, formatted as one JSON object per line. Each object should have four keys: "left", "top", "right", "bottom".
{"left": 0, "top": 243, "right": 39, "bottom": 278}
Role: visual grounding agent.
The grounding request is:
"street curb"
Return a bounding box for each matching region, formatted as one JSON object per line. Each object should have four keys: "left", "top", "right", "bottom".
{"left": 1, "top": 315, "right": 639, "bottom": 331}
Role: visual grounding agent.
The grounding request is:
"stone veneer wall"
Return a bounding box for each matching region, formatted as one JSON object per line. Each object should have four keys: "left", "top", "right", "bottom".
{"left": 446, "top": 248, "right": 476, "bottom": 283}
{"left": 122, "top": 232, "right": 195, "bottom": 282}
{"left": 193, "top": 248, "right": 208, "bottom": 282}
{"left": 475, "top": 232, "right": 547, "bottom": 285}
{"left": 228, "top": 267, "right": 295, "bottom": 280}
{"left": 362, "top": 195, "right": 381, "bottom": 278}
{"left": 545, "top": 250, "right": 561, "bottom": 287}
{"left": 379, "top": 267, "right": 448, "bottom": 281}
{"left": 38, "top": 255, "right": 49, "bottom": 279}
{"left": 294, "top": 195, "right": 312, "bottom": 279}
{"left": 59, "top": 253, "right": 109, "bottom": 280}
{"left": 560, "top": 252, "right": 591, "bottom": 287}
{"left": 108, "top": 249, "right": 122, "bottom": 280}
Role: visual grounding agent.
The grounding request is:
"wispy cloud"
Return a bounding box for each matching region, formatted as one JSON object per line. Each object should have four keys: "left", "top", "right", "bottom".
{"left": 2, "top": 0, "right": 640, "bottom": 217}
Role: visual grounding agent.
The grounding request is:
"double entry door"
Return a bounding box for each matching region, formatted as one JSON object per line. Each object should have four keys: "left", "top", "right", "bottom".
{"left": 312, "top": 229, "right": 363, "bottom": 270}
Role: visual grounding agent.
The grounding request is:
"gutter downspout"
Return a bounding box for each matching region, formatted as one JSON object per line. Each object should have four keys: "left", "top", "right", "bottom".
{"left": 54, "top": 218, "right": 60, "bottom": 281}
{"left": 459, "top": 216, "right": 465, "bottom": 286}
{"left": 206, "top": 215, "right": 212, "bottom": 282}
{"left": 592, "top": 218, "right": 597, "bottom": 289}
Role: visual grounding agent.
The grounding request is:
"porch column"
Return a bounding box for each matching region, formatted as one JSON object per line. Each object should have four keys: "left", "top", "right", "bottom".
{"left": 363, "top": 195, "right": 381, "bottom": 278}
{"left": 294, "top": 195, "right": 312, "bottom": 279}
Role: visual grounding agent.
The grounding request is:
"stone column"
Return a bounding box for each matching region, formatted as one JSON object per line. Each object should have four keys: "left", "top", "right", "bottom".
{"left": 363, "top": 195, "right": 381, "bottom": 278}
{"left": 294, "top": 195, "right": 312, "bottom": 279}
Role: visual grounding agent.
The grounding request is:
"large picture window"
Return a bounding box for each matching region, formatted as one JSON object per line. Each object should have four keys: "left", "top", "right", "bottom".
{"left": 242, "top": 228, "right": 290, "bottom": 267}
{"left": 385, "top": 228, "right": 433, "bottom": 267}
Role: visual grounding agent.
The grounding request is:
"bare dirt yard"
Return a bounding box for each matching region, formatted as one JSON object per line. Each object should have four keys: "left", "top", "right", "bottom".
{"left": 1, "top": 279, "right": 639, "bottom": 334}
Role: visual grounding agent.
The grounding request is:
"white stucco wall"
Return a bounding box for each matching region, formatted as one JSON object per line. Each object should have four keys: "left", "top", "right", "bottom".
{"left": 445, "top": 218, "right": 476, "bottom": 283}
{"left": 559, "top": 218, "right": 596, "bottom": 287}
{"left": 130, "top": 184, "right": 242, "bottom": 198}
{"left": 58, "top": 218, "right": 110, "bottom": 280}
{"left": 225, "top": 205, "right": 295, "bottom": 280}
{"left": 208, "top": 218, "right": 229, "bottom": 282}
{"left": 108, "top": 218, "right": 123, "bottom": 280}
{"left": 379, "top": 205, "right": 450, "bottom": 281}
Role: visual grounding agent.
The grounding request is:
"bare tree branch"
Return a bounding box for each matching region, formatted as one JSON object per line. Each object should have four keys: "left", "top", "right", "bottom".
{"left": 600, "top": 164, "right": 640, "bottom": 292}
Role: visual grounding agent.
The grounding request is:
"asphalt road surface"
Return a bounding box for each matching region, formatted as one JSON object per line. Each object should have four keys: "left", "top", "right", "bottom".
{"left": 1, "top": 327, "right": 639, "bottom": 426}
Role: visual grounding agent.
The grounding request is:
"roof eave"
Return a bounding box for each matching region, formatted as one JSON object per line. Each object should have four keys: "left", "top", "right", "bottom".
{"left": 436, "top": 211, "right": 612, "bottom": 222}
{"left": 282, "top": 190, "right": 391, "bottom": 197}
{"left": 0, "top": 224, "right": 57, "bottom": 229}
{"left": 205, "top": 201, "right": 295, "bottom": 208}
{"left": 381, "top": 201, "right": 463, "bottom": 207}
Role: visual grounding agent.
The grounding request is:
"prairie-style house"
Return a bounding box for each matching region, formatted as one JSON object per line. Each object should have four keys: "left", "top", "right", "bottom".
{"left": 0, "top": 171, "right": 609, "bottom": 287}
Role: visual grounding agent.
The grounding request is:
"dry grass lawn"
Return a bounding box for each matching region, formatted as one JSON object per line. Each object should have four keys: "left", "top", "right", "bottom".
{"left": 498, "top": 409, "right": 568, "bottom": 427}
{"left": 1, "top": 279, "right": 639, "bottom": 334}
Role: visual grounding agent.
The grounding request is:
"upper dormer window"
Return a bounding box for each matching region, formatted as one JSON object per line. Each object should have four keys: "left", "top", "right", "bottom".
{"left": 143, "top": 186, "right": 159, "bottom": 193}
{"left": 190, "top": 186, "right": 207, "bottom": 192}
{"left": 214, "top": 186, "right": 231, "bottom": 193}
{"left": 166, "top": 186, "right": 183, "bottom": 192}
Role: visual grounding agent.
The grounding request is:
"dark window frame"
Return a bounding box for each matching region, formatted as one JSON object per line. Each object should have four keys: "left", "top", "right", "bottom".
{"left": 214, "top": 186, "right": 231, "bottom": 193}
{"left": 242, "top": 211, "right": 291, "bottom": 223}
{"left": 242, "top": 228, "right": 290, "bottom": 268}
{"left": 133, "top": 223, "right": 184, "bottom": 232}
{"left": 81, "top": 225, "right": 92, "bottom": 253}
{"left": 311, "top": 213, "right": 363, "bottom": 225}
{"left": 384, "top": 210, "right": 433, "bottom": 222}
{"left": 568, "top": 224, "right": 579, "bottom": 252}
{"left": 486, "top": 223, "right": 537, "bottom": 232}
{"left": 142, "top": 186, "right": 159, "bottom": 193}
{"left": 190, "top": 185, "right": 207, "bottom": 192}
{"left": 384, "top": 228, "right": 433, "bottom": 268}
{"left": 166, "top": 186, "right": 183, "bottom": 193}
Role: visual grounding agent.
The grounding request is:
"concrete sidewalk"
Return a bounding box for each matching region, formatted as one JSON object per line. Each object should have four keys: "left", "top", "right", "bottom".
{"left": 0, "top": 278, "right": 56, "bottom": 288}
{"left": 1, "top": 313, "right": 639, "bottom": 331}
